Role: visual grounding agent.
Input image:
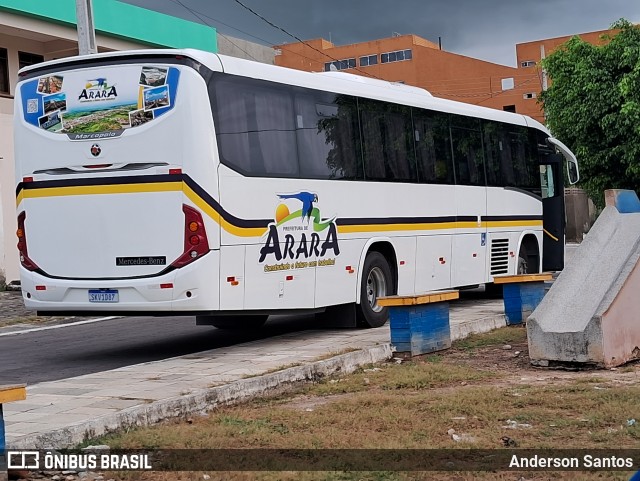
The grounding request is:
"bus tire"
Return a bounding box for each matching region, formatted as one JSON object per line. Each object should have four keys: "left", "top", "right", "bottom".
{"left": 200, "top": 315, "right": 268, "bottom": 330}
{"left": 357, "top": 252, "right": 392, "bottom": 328}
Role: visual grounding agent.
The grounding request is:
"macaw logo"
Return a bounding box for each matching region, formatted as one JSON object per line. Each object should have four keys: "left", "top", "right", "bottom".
{"left": 259, "top": 192, "right": 340, "bottom": 264}
{"left": 78, "top": 78, "right": 118, "bottom": 101}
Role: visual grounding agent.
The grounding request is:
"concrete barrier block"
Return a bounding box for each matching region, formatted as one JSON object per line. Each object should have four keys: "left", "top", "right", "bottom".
{"left": 528, "top": 191, "right": 640, "bottom": 368}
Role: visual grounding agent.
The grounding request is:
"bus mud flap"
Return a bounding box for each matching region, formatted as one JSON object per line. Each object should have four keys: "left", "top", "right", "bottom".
{"left": 315, "top": 303, "right": 357, "bottom": 328}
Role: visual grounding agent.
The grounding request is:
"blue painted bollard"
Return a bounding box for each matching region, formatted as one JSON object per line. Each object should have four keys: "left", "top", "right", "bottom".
{"left": 1, "top": 385, "right": 27, "bottom": 481}
{"left": 494, "top": 273, "right": 552, "bottom": 325}
{"left": 379, "top": 290, "right": 459, "bottom": 357}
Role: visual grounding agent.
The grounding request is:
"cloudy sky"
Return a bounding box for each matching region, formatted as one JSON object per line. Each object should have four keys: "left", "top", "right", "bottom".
{"left": 119, "top": 0, "right": 639, "bottom": 67}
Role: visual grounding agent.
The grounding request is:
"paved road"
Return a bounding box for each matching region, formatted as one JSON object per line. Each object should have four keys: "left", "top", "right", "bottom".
{"left": 0, "top": 244, "right": 580, "bottom": 386}
{"left": 0, "top": 293, "right": 498, "bottom": 386}
{"left": 0, "top": 313, "right": 326, "bottom": 385}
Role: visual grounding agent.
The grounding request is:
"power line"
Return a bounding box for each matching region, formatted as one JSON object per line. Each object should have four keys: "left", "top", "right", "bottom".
{"left": 167, "top": 0, "right": 368, "bottom": 73}
{"left": 230, "top": 0, "right": 383, "bottom": 80}
{"left": 170, "top": 0, "right": 261, "bottom": 62}
{"left": 167, "top": 0, "right": 376, "bottom": 77}
{"left": 165, "top": 0, "right": 543, "bottom": 106}
{"left": 166, "top": 0, "right": 276, "bottom": 47}
{"left": 475, "top": 76, "right": 538, "bottom": 105}
{"left": 422, "top": 73, "right": 542, "bottom": 87}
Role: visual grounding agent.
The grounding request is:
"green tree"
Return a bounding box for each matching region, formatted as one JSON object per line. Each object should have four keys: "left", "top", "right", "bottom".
{"left": 540, "top": 19, "right": 640, "bottom": 206}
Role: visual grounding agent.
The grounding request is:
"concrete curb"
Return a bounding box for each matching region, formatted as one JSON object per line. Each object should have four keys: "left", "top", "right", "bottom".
{"left": 9, "top": 344, "right": 394, "bottom": 449}
{"left": 451, "top": 316, "right": 507, "bottom": 340}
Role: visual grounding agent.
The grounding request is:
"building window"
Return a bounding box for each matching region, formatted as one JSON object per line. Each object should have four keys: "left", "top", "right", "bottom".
{"left": 381, "top": 49, "right": 412, "bottom": 64}
{"left": 18, "top": 51, "right": 44, "bottom": 70}
{"left": 359, "top": 54, "right": 378, "bottom": 67}
{"left": 501, "top": 78, "right": 515, "bottom": 90}
{"left": 324, "top": 58, "right": 356, "bottom": 71}
{"left": 0, "top": 48, "right": 8, "bottom": 94}
{"left": 523, "top": 92, "right": 537, "bottom": 99}
{"left": 520, "top": 60, "right": 536, "bottom": 68}
{"left": 503, "top": 105, "right": 516, "bottom": 113}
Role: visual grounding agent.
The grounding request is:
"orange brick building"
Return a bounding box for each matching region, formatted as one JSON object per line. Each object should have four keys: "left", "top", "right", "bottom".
{"left": 275, "top": 29, "right": 616, "bottom": 124}
{"left": 515, "top": 28, "right": 614, "bottom": 71}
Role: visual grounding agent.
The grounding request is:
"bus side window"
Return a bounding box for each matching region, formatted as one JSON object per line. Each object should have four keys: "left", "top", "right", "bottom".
{"left": 212, "top": 76, "right": 298, "bottom": 177}
{"left": 508, "top": 127, "right": 538, "bottom": 193}
{"left": 498, "top": 129, "right": 517, "bottom": 187}
{"left": 413, "top": 110, "right": 453, "bottom": 184}
{"left": 450, "top": 116, "right": 485, "bottom": 186}
{"left": 483, "top": 120, "right": 503, "bottom": 186}
{"left": 320, "top": 94, "right": 361, "bottom": 180}
{"left": 359, "top": 99, "right": 416, "bottom": 182}
{"left": 294, "top": 91, "right": 362, "bottom": 180}
{"left": 293, "top": 93, "right": 334, "bottom": 179}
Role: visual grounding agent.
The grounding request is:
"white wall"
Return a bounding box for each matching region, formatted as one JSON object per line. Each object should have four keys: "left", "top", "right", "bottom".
{"left": 0, "top": 106, "right": 15, "bottom": 285}
{"left": 217, "top": 34, "right": 274, "bottom": 64}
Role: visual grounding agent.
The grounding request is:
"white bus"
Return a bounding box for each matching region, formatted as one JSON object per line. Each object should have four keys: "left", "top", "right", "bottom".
{"left": 13, "top": 49, "right": 579, "bottom": 328}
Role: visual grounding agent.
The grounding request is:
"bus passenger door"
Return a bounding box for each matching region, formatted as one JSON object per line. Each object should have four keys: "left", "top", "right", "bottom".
{"left": 540, "top": 154, "right": 565, "bottom": 271}
{"left": 450, "top": 123, "right": 487, "bottom": 287}
{"left": 452, "top": 186, "right": 487, "bottom": 287}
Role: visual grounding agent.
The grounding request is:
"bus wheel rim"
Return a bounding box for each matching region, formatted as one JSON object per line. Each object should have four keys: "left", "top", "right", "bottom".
{"left": 367, "top": 266, "right": 386, "bottom": 313}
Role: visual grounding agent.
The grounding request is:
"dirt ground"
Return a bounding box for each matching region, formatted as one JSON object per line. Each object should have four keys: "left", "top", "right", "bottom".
{"left": 442, "top": 327, "right": 639, "bottom": 387}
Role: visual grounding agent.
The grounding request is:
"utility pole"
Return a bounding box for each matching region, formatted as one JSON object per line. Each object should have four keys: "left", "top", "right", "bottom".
{"left": 75, "top": 0, "right": 97, "bottom": 55}
{"left": 540, "top": 45, "right": 548, "bottom": 91}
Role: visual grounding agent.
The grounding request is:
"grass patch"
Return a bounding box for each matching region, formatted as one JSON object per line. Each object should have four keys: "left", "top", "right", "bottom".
{"left": 83, "top": 327, "right": 640, "bottom": 480}
{"left": 453, "top": 325, "right": 527, "bottom": 350}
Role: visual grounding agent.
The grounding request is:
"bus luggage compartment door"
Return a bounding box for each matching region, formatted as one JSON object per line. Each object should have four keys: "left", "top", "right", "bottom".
{"left": 22, "top": 190, "right": 184, "bottom": 279}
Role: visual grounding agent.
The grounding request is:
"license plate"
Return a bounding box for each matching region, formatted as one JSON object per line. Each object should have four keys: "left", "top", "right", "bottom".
{"left": 88, "top": 289, "right": 119, "bottom": 303}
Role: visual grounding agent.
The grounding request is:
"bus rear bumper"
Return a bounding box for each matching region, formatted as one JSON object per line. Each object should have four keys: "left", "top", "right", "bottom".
{"left": 18, "top": 251, "right": 220, "bottom": 313}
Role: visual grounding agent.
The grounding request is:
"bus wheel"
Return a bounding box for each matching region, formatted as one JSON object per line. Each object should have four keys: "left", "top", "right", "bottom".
{"left": 197, "top": 315, "right": 268, "bottom": 329}
{"left": 357, "top": 252, "right": 392, "bottom": 328}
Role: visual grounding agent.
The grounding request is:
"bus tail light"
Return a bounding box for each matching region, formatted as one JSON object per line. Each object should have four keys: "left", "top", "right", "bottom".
{"left": 16, "top": 211, "right": 39, "bottom": 271}
{"left": 171, "top": 205, "right": 209, "bottom": 268}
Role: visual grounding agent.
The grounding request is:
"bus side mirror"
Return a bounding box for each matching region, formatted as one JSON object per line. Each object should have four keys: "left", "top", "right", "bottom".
{"left": 567, "top": 160, "right": 579, "bottom": 185}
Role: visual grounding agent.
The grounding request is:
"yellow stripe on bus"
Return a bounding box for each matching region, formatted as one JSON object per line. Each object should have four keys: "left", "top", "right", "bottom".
{"left": 338, "top": 222, "right": 460, "bottom": 234}
{"left": 16, "top": 182, "right": 183, "bottom": 205}
{"left": 486, "top": 220, "right": 542, "bottom": 228}
{"left": 16, "top": 181, "right": 542, "bottom": 238}
{"left": 338, "top": 220, "right": 541, "bottom": 234}
{"left": 182, "top": 184, "right": 267, "bottom": 238}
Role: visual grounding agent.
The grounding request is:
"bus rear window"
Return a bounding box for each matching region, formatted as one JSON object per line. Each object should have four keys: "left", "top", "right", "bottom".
{"left": 20, "top": 64, "right": 179, "bottom": 140}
